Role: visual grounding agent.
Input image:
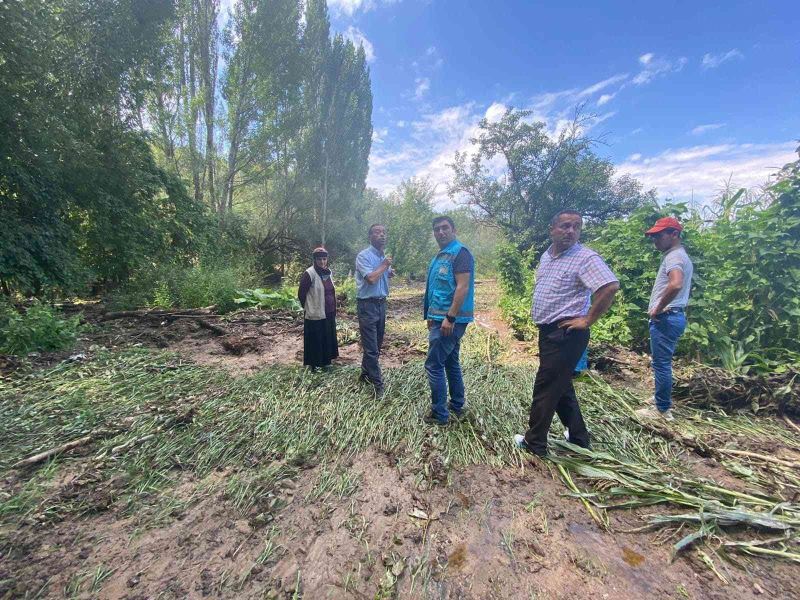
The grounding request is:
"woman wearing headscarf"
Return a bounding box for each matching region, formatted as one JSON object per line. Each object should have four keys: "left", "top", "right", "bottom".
{"left": 298, "top": 247, "right": 339, "bottom": 370}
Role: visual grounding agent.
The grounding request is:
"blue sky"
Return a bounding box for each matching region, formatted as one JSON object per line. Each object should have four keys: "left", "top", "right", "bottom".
{"left": 326, "top": 0, "right": 799, "bottom": 206}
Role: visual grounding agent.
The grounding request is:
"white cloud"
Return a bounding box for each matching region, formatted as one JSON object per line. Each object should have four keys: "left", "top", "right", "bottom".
{"left": 370, "top": 75, "right": 632, "bottom": 204}
{"left": 367, "top": 102, "right": 485, "bottom": 204}
{"left": 597, "top": 93, "right": 615, "bottom": 106}
{"left": 578, "top": 73, "right": 629, "bottom": 97}
{"left": 690, "top": 123, "right": 726, "bottom": 135}
{"left": 528, "top": 72, "right": 628, "bottom": 125}
{"left": 328, "top": 0, "right": 399, "bottom": 17}
{"left": 617, "top": 142, "right": 796, "bottom": 202}
{"left": 414, "top": 77, "right": 430, "bottom": 100}
{"left": 633, "top": 54, "right": 687, "bottom": 85}
{"left": 702, "top": 49, "right": 744, "bottom": 69}
{"left": 371, "top": 127, "right": 388, "bottom": 143}
{"left": 484, "top": 102, "right": 508, "bottom": 123}
{"left": 342, "top": 26, "right": 375, "bottom": 62}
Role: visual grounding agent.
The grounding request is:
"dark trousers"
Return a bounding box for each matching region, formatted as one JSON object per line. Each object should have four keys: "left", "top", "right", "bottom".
{"left": 524, "top": 322, "right": 591, "bottom": 454}
{"left": 357, "top": 299, "right": 386, "bottom": 391}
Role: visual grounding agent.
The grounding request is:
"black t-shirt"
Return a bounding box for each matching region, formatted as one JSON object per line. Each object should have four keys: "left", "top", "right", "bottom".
{"left": 453, "top": 247, "right": 475, "bottom": 275}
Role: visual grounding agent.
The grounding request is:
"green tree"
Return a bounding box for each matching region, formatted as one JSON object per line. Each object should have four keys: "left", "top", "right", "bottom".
{"left": 0, "top": 0, "right": 202, "bottom": 295}
{"left": 300, "top": 2, "right": 372, "bottom": 247}
{"left": 449, "top": 107, "right": 654, "bottom": 254}
{"left": 384, "top": 179, "right": 437, "bottom": 278}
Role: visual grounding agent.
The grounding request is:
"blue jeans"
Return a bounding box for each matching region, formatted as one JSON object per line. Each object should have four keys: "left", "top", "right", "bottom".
{"left": 650, "top": 312, "right": 686, "bottom": 412}
{"left": 425, "top": 321, "right": 468, "bottom": 423}
{"left": 574, "top": 346, "right": 589, "bottom": 374}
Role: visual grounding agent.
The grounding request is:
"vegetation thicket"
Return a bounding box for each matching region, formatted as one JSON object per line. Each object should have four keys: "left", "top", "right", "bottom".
{"left": 495, "top": 151, "right": 800, "bottom": 372}
{"left": 0, "top": 0, "right": 374, "bottom": 301}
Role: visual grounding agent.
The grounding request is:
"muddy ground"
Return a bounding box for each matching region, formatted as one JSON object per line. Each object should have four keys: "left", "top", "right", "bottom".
{"left": 1, "top": 281, "right": 798, "bottom": 599}
{"left": 6, "top": 449, "right": 795, "bottom": 600}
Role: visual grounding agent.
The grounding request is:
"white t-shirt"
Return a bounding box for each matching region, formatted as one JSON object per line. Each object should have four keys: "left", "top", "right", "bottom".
{"left": 648, "top": 246, "right": 693, "bottom": 312}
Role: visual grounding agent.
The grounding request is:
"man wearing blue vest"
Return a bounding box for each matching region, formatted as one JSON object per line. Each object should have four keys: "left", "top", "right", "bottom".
{"left": 423, "top": 216, "right": 475, "bottom": 426}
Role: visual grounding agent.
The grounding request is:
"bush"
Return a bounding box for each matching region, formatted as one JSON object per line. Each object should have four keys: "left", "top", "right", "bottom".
{"left": 496, "top": 243, "right": 527, "bottom": 296}
{"left": 235, "top": 288, "right": 301, "bottom": 312}
{"left": 498, "top": 292, "right": 536, "bottom": 341}
{"left": 0, "top": 301, "right": 82, "bottom": 355}
{"left": 107, "top": 261, "right": 256, "bottom": 314}
{"left": 589, "top": 152, "right": 800, "bottom": 371}
{"left": 334, "top": 275, "right": 358, "bottom": 314}
{"left": 175, "top": 263, "right": 253, "bottom": 313}
{"left": 496, "top": 243, "right": 538, "bottom": 340}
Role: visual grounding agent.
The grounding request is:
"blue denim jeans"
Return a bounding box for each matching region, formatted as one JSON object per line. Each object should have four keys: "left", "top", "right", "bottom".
{"left": 650, "top": 311, "right": 687, "bottom": 412}
{"left": 425, "top": 321, "right": 468, "bottom": 423}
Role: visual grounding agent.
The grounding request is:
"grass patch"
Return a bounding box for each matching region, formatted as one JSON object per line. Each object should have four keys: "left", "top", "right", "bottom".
{"left": 1, "top": 323, "right": 799, "bottom": 564}
{"left": 0, "top": 301, "right": 83, "bottom": 355}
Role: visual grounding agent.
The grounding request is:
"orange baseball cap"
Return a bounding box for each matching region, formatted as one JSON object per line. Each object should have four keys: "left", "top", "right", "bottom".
{"left": 645, "top": 216, "right": 683, "bottom": 235}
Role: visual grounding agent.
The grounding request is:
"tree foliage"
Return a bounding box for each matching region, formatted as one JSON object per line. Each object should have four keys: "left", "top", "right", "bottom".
{"left": 1, "top": 0, "right": 374, "bottom": 297}
{"left": 0, "top": 0, "right": 206, "bottom": 295}
{"left": 382, "top": 179, "right": 437, "bottom": 278}
{"left": 592, "top": 150, "right": 800, "bottom": 370}
{"left": 449, "top": 108, "right": 655, "bottom": 254}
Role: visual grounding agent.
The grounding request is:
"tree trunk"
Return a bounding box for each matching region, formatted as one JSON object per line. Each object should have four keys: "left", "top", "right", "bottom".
{"left": 183, "top": 10, "right": 202, "bottom": 204}
{"left": 197, "top": 0, "right": 218, "bottom": 211}
{"left": 321, "top": 150, "right": 329, "bottom": 246}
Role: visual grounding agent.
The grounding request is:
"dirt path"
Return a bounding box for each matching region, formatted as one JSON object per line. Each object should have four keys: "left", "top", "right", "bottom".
{"left": 5, "top": 449, "right": 794, "bottom": 600}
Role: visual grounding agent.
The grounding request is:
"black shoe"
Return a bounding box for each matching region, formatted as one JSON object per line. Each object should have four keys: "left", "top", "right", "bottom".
{"left": 423, "top": 413, "right": 448, "bottom": 427}
{"left": 451, "top": 408, "right": 467, "bottom": 422}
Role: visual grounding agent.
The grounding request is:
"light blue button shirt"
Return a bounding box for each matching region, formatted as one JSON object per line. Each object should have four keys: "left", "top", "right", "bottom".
{"left": 355, "top": 245, "right": 390, "bottom": 299}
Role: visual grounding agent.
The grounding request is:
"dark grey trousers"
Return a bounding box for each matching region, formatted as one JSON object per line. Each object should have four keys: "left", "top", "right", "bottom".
{"left": 357, "top": 299, "right": 386, "bottom": 391}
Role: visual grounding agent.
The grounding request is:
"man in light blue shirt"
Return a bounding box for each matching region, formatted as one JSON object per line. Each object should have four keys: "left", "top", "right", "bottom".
{"left": 355, "top": 224, "right": 393, "bottom": 396}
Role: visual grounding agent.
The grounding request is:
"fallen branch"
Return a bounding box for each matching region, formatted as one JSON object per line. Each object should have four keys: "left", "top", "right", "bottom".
{"left": 635, "top": 418, "right": 715, "bottom": 458}
{"left": 717, "top": 448, "right": 800, "bottom": 470}
{"left": 784, "top": 415, "right": 800, "bottom": 436}
{"left": 197, "top": 319, "right": 227, "bottom": 336}
{"left": 13, "top": 435, "right": 95, "bottom": 469}
{"left": 111, "top": 434, "right": 157, "bottom": 456}
{"left": 101, "top": 306, "right": 216, "bottom": 321}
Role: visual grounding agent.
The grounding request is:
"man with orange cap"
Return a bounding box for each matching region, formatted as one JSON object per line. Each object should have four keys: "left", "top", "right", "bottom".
{"left": 636, "top": 217, "right": 693, "bottom": 422}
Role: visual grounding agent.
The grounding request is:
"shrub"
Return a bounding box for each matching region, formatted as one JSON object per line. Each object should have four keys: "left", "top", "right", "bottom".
{"left": 175, "top": 263, "right": 253, "bottom": 313}
{"left": 0, "top": 301, "right": 83, "bottom": 355}
{"left": 335, "top": 275, "right": 358, "bottom": 314}
{"left": 498, "top": 292, "right": 536, "bottom": 341}
{"left": 496, "top": 243, "right": 527, "bottom": 296}
{"left": 234, "top": 288, "right": 301, "bottom": 312}
{"left": 107, "top": 261, "right": 256, "bottom": 314}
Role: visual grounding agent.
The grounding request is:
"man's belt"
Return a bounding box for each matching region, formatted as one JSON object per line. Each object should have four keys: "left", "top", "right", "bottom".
{"left": 536, "top": 317, "right": 579, "bottom": 333}
{"left": 357, "top": 297, "right": 386, "bottom": 303}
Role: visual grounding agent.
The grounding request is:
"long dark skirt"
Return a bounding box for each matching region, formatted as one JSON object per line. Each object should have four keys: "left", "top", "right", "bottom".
{"left": 303, "top": 315, "right": 339, "bottom": 367}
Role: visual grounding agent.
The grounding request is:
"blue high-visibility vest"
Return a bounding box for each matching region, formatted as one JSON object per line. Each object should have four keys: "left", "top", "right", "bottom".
{"left": 424, "top": 239, "right": 474, "bottom": 323}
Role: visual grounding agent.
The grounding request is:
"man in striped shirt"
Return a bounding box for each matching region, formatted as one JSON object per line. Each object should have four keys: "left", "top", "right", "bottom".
{"left": 515, "top": 210, "right": 620, "bottom": 457}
